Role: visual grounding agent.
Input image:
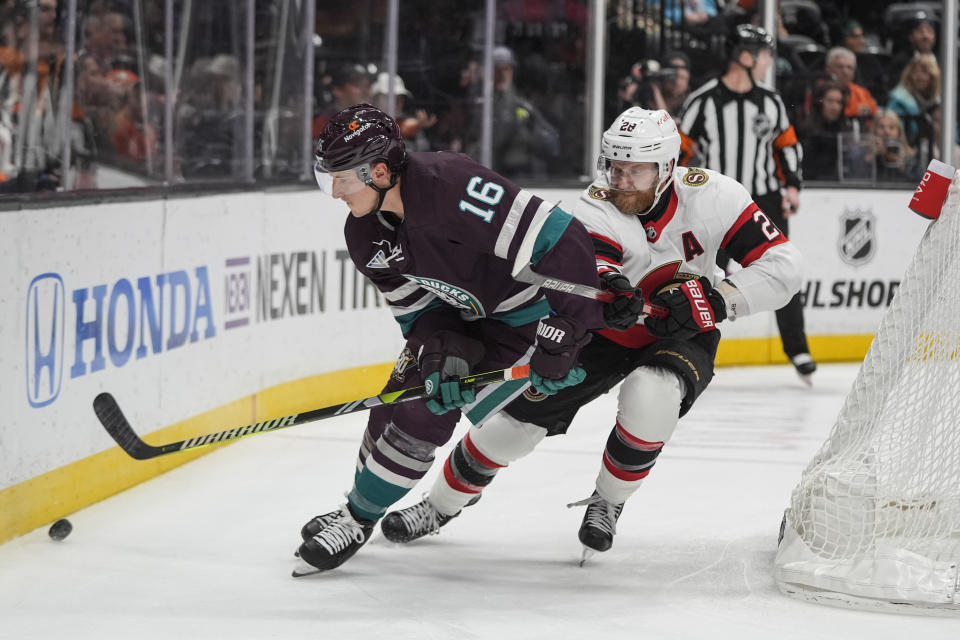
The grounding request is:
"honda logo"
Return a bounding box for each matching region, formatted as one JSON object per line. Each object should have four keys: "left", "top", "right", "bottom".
{"left": 26, "top": 273, "right": 65, "bottom": 408}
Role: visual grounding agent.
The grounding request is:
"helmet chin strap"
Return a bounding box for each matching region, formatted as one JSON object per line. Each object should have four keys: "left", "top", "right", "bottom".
{"left": 638, "top": 162, "right": 674, "bottom": 215}
{"left": 732, "top": 51, "right": 760, "bottom": 90}
{"left": 362, "top": 173, "right": 400, "bottom": 216}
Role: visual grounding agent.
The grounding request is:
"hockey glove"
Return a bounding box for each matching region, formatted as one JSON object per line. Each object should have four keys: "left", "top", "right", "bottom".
{"left": 600, "top": 272, "right": 646, "bottom": 331}
{"left": 420, "top": 331, "right": 486, "bottom": 415}
{"left": 643, "top": 277, "right": 727, "bottom": 341}
{"left": 529, "top": 316, "right": 592, "bottom": 395}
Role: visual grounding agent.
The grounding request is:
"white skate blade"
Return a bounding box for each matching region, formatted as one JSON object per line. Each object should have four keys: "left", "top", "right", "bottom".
{"left": 291, "top": 558, "right": 324, "bottom": 578}
{"left": 579, "top": 546, "right": 597, "bottom": 567}
{"left": 797, "top": 372, "right": 813, "bottom": 387}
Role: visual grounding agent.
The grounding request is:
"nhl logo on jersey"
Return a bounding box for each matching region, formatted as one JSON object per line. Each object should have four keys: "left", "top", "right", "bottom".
{"left": 588, "top": 185, "right": 610, "bottom": 200}
{"left": 681, "top": 168, "right": 709, "bottom": 186}
{"left": 646, "top": 226, "right": 658, "bottom": 240}
{"left": 838, "top": 208, "right": 876, "bottom": 266}
{"left": 752, "top": 113, "right": 773, "bottom": 139}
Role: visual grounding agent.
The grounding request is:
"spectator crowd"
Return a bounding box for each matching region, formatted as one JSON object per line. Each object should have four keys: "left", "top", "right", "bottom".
{"left": 611, "top": 2, "right": 953, "bottom": 184}
{"left": 1, "top": 0, "right": 955, "bottom": 195}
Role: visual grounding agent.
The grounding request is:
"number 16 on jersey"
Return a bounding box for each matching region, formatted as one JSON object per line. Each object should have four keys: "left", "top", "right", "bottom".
{"left": 459, "top": 177, "right": 504, "bottom": 223}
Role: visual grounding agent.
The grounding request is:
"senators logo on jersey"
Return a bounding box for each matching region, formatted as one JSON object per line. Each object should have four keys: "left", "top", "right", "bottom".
{"left": 588, "top": 185, "right": 610, "bottom": 201}
{"left": 681, "top": 168, "right": 709, "bottom": 186}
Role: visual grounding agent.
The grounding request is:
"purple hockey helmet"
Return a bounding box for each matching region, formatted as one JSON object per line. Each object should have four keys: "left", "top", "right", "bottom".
{"left": 314, "top": 104, "right": 407, "bottom": 177}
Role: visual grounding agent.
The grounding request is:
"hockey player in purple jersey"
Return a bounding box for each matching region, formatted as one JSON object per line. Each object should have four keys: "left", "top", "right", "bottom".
{"left": 381, "top": 107, "right": 803, "bottom": 562}
{"left": 294, "top": 104, "right": 608, "bottom": 575}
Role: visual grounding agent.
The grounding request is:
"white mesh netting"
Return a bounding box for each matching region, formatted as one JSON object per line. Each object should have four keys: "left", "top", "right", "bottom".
{"left": 774, "top": 174, "right": 960, "bottom": 614}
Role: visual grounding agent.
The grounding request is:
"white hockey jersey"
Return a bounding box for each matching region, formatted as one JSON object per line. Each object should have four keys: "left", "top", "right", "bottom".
{"left": 574, "top": 166, "right": 802, "bottom": 348}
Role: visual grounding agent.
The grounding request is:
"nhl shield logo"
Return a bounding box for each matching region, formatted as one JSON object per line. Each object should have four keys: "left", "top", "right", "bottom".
{"left": 752, "top": 113, "right": 773, "bottom": 139}
{"left": 838, "top": 208, "right": 876, "bottom": 266}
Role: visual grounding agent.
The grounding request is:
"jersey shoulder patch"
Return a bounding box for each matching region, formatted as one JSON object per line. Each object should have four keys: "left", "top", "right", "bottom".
{"left": 681, "top": 168, "right": 709, "bottom": 187}
{"left": 588, "top": 185, "right": 610, "bottom": 201}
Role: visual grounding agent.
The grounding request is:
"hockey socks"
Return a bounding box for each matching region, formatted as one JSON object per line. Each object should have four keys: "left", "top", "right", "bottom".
{"left": 429, "top": 414, "right": 546, "bottom": 516}
{"left": 348, "top": 423, "right": 438, "bottom": 521}
{"left": 595, "top": 421, "right": 663, "bottom": 504}
{"left": 431, "top": 432, "right": 503, "bottom": 515}
{"left": 595, "top": 366, "right": 682, "bottom": 503}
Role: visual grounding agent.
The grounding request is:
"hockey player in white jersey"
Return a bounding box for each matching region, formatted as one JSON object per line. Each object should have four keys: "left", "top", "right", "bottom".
{"left": 380, "top": 107, "right": 803, "bottom": 560}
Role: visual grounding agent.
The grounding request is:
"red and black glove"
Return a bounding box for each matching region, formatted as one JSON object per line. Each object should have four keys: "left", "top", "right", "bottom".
{"left": 643, "top": 277, "right": 727, "bottom": 340}
{"left": 599, "top": 272, "right": 645, "bottom": 331}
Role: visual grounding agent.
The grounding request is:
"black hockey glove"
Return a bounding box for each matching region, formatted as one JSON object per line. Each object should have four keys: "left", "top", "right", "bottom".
{"left": 643, "top": 277, "right": 727, "bottom": 341}
{"left": 600, "top": 272, "right": 645, "bottom": 331}
{"left": 419, "top": 331, "right": 486, "bottom": 415}
{"left": 529, "top": 316, "right": 592, "bottom": 395}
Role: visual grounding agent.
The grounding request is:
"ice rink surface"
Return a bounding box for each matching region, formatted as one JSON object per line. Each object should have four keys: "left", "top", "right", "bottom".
{"left": 2, "top": 363, "right": 957, "bottom": 639}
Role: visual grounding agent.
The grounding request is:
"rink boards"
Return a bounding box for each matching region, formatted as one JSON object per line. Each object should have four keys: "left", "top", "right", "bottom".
{"left": 0, "top": 184, "right": 928, "bottom": 543}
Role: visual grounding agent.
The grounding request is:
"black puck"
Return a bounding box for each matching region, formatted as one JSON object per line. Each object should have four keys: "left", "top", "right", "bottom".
{"left": 48, "top": 518, "right": 73, "bottom": 541}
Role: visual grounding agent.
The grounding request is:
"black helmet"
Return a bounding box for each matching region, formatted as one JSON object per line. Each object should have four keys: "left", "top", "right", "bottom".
{"left": 314, "top": 103, "right": 407, "bottom": 175}
{"left": 728, "top": 24, "right": 775, "bottom": 59}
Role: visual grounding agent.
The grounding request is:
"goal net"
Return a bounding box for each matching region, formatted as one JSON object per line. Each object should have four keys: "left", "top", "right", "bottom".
{"left": 774, "top": 171, "right": 960, "bottom": 614}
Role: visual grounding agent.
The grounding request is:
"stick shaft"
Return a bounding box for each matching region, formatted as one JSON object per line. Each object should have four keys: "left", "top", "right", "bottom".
{"left": 94, "top": 365, "right": 530, "bottom": 460}
{"left": 514, "top": 265, "right": 667, "bottom": 318}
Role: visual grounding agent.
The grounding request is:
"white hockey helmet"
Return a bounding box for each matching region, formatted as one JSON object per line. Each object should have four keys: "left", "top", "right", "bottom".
{"left": 598, "top": 107, "right": 680, "bottom": 209}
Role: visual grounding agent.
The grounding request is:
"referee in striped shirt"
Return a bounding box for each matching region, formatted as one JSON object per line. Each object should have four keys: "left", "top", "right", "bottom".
{"left": 678, "top": 24, "right": 816, "bottom": 380}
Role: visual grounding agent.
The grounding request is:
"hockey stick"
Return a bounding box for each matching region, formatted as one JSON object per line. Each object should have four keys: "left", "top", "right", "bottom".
{"left": 93, "top": 365, "right": 530, "bottom": 461}
{"left": 514, "top": 264, "right": 667, "bottom": 318}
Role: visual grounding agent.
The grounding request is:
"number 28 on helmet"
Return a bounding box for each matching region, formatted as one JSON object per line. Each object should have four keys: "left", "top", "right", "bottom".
{"left": 597, "top": 107, "right": 681, "bottom": 210}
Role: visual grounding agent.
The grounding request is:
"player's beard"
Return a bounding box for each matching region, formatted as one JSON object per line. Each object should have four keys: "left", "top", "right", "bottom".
{"left": 609, "top": 186, "right": 656, "bottom": 216}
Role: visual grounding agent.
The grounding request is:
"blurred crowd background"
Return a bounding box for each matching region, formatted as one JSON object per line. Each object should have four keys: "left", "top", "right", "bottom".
{"left": 0, "top": 0, "right": 955, "bottom": 198}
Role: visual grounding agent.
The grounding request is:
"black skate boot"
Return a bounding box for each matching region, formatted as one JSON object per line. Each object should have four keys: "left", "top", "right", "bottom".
{"left": 568, "top": 491, "right": 624, "bottom": 565}
{"left": 380, "top": 494, "right": 479, "bottom": 543}
{"left": 790, "top": 353, "right": 817, "bottom": 385}
{"left": 300, "top": 508, "right": 344, "bottom": 542}
{"left": 293, "top": 504, "right": 375, "bottom": 577}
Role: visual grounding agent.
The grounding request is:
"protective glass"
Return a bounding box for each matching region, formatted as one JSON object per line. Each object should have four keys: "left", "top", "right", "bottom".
{"left": 598, "top": 158, "right": 660, "bottom": 192}
{"left": 313, "top": 161, "right": 371, "bottom": 197}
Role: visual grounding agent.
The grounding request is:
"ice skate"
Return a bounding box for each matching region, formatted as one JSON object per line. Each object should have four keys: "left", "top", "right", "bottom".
{"left": 293, "top": 504, "right": 375, "bottom": 577}
{"left": 300, "top": 507, "right": 345, "bottom": 542}
{"left": 790, "top": 353, "right": 817, "bottom": 385}
{"left": 380, "top": 494, "right": 480, "bottom": 543}
{"left": 294, "top": 507, "right": 345, "bottom": 557}
{"left": 568, "top": 491, "right": 624, "bottom": 565}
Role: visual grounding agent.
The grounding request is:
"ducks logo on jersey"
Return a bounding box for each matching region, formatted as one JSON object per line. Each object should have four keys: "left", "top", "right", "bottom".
{"left": 391, "top": 347, "right": 417, "bottom": 383}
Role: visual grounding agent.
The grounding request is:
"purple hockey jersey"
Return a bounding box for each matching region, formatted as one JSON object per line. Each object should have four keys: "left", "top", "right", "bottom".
{"left": 345, "top": 151, "right": 603, "bottom": 342}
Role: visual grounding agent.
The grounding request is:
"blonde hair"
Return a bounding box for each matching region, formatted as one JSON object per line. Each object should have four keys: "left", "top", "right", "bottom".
{"left": 875, "top": 109, "right": 916, "bottom": 160}
{"left": 900, "top": 53, "right": 940, "bottom": 101}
